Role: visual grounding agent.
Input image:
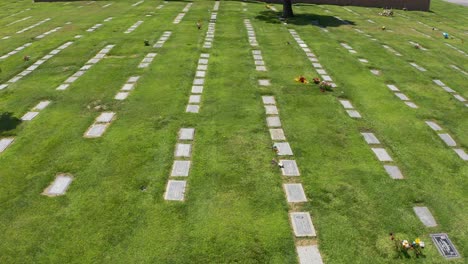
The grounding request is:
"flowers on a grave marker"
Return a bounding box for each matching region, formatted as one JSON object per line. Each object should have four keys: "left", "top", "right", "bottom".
{"left": 313, "top": 77, "right": 320, "bottom": 84}
{"left": 295, "top": 76, "right": 308, "bottom": 84}
{"left": 319, "top": 81, "right": 332, "bottom": 92}
{"left": 390, "top": 233, "right": 425, "bottom": 258}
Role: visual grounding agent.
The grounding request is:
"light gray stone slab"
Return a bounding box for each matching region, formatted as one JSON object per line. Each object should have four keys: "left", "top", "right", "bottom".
{"left": 371, "top": 148, "right": 393, "bottom": 161}
{"left": 191, "top": 86, "right": 203, "bottom": 94}
{"left": 270, "top": 129, "right": 286, "bottom": 141}
{"left": 438, "top": 133, "right": 456, "bottom": 146}
{"left": 164, "top": 180, "right": 186, "bottom": 201}
{"left": 284, "top": 183, "right": 307, "bottom": 202}
{"left": 384, "top": 165, "right": 403, "bottom": 179}
{"left": 266, "top": 116, "right": 281, "bottom": 127}
{"left": 56, "top": 84, "right": 70, "bottom": 90}
{"left": 405, "top": 102, "right": 418, "bottom": 108}
{"left": 410, "top": 62, "right": 427, "bottom": 72}
{"left": 308, "top": 57, "right": 318, "bottom": 62}
{"left": 442, "top": 86, "right": 455, "bottom": 93}
{"left": 21, "top": 111, "right": 39, "bottom": 121}
{"left": 115, "top": 92, "right": 129, "bottom": 100}
{"left": 262, "top": 96, "right": 276, "bottom": 105}
{"left": 175, "top": 143, "right": 191, "bottom": 158}
{"left": 349, "top": 49, "right": 357, "bottom": 54}
{"left": 305, "top": 52, "right": 315, "bottom": 57}
{"left": 189, "top": 95, "right": 201, "bottom": 103}
{"left": 395, "top": 93, "right": 410, "bottom": 101}
{"left": 88, "top": 58, "right": 100, "bottom": 64}
{"left": 186, "top": 104, "right": 200, "bottom": 113}
{"left": 425, "top": 121, "right": 442, "bottom": 131}
{"left": 433, "top": 79, "right": 445, "bottom": 86}
{"left": 413, "top": 207, "right": 437, "bottom": 227}
{"left": 316, "top": 69, "right": 327, "bottom": 75}
{"left": 339, "top": 100, "right": 353, "bottom": 109}
{"left": 84, "top": 123, "right": 108, "bottom": 137}
{"left": 195, "top": 71, "right": 206, "bottom": 78}
{"left": 274, "top": 142, "right": 293, "bottom": 156}
{"left": 253, "top": 55, "right": 263, "bottom": 60}
{"left": 280, "top": 159, "right": 300, "bottom": 176}
{"left": 370, "top": 69, "right": 381, "bottom": 75}
{"left": 121, "top": 83, "right": 135, "bottom": 91}
{"left": 171, "top": 160, "right": 191, "bottom": 176}
{"left": 72, "top": 71, "right": 86, "bottom": 78}
{"left": 256, "top": 66, "right": 267, "bottom": 71}
{"left": 386, "top": 84, "right": 399, "bottom": 91}
{"left": 193, "top": 78, "right": 205, "bottom": 85}
{"left": 453, "top": 94, "right": 466, "bottom": 102}
{"left": 453, "top": 149, "right": 468, "bottom": 161}
{"left": 297, "top": 245, "right": 324, "bottom": 264}
{"left": 258, "top": 79, "right": 271, "bottom": 86}
{"left": 290, "top": 212, "right": 316, "bottom": 237}
{"left": 252, "top": 50, "right": 261, "bottom": 55}
{"left": 254, "top": 60, "right": 265, "bottom": 66}
{"left": 65, "top": 76, "right": 78, "bottom": 83}
{"left": 127, "top": 76, "right": 140, "bottom": 83}
{"left": 0, "top": 84, "right": 9, "bottom": 90}
{"left": 138, "top": 62, "right": 150, "bottom": 68}
{"left": 0, "top": 138, "right": 14, "bottom": 153}
{"left": 96, "top": 112, "right": 115, "bottom": 123}
{"left": 197, "top": 64, "right": 208, "bottom": 71}
{"left": 179, "top": 128, "right": 195, "bottom": 140}
{"left": 43, "top": 174, "right": 73, "bottom": 196}
{"left": 361, "top": 132, "right": 380, "bottom": 144}
{"left": 200, "top": 53, "right": 210, "bottom": 58}
{"left": 198, "top": 58, "right": 209, "bottom": 64}
{"left": 358, "top": 58, "right": 368, "bottom": 63}
{"left": 346, "top": 110, "right": 361, "bottom": 118}
{"left": 312, "top": 63, "right": 322, "bottom": 68}
{"left": 265, "top": 105, "right": 278, "bottom": 115}
{"left": 33, "top": 101, "right": 51, "bottom": 111}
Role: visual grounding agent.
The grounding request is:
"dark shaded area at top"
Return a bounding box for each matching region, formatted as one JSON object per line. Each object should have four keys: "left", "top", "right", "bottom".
{"left": 0, "top": 112, "right": 21, "bottom": 135}
{"left": 255, "top": 9, "right": 355, "bottom": 27}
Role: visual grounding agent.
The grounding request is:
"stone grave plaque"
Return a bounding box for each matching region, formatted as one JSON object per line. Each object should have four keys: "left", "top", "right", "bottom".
{"left": 413, "top": 207, "right": 437, "bottom": 227}
{"left": 308, "top": 57, "right": 318, "bottom": 62}
{"left": 280, "top": 160, "right": 299, "bottom": 176}
{"left": 290, "top": 212, "right": 316, "bottom": 237}
{"left": 254, "top": 60, "right": 265, "bottom": 66}
{"left": 164, "top": 180, "right": 186, "bottom": 201}
{"left": 253, "top": 55, "right": 262, "bottom": 60}
{"left": 296, "top": 245, "right": 324, "bottom": 264}
{"left": 274, "top": 142, "right": 293, "bottom": 156}
{"left": 339, "top": 100, "right": 353, "bottom": 109}
{"left": 321, "top": 75, "right": 332, "bottom": 81}
{"left": 305, "top": 52, "right": 315, "bottom": 57}
{"left": 386, "top": 84, "right": 399, "bottom": 91}
{"left": 65, "top": 76, "right": 78, "bottom": 83}
{"left": 453, "top": 94, "right": 466, "bottom": 102}
{"left": 33, "top": 101, "right": 51, "bottom": 110}
{"left": 302, "top": 47, "right": 311, "bottom": 53}
{"left": 395, "top": 93, "right": 409, "bottom": 101}
{"left": 370, "top": 69, "right": 381, "bottom": 75}
{"left": 115, "top": 92, "right": 129, "bottom": 100}
{"left": 262, "top": 96, "right": 276, "bottom": 105}
{"left": 384, "top": 165, "right": 403, "bottom": 179}
{"left": 453, "top": 149, "right": 468, "bottom": 161}
{"left": 56, "top": 84, "right": 70, "bottom": 91}
{"left": 175, "top": 143, "right": 191, "bottom": 158}
{"left": 433, "top": 80, "right": 445, "bottom": 86}
{"left": 193, "top": 78, "right": 205, "bottom": 85}
{"left": 179, "top": 128, "right": 195, "bottom": 140}
{"left": 195, "top": 71, "right": 206, "bottom": 78}
{"left": 299, "top": 43, "right": 308, "bottom": 48}
{"left": 200, "top": 53, "right": 210, "bottom": 58}
{"left": 43, "top": 174, "right": 73, "bottom": 196}
{"left": 85, "top": 124, "right": 108, "bottom": 138}
{"left": 189, "top": 95, "right": 201, "bottom": 103}
{"left": 442, "top": 86, "right": 455, "bottom": 93}
{"left": 316, "top": 69, "right": 327, "bottom": 75}
{"left": 21, "top": 111, "right": 39, "bottom": 121}
{"left": 405, "top": 102, "right": 418, "bottom": 108}
{"left": 349, "top": 49, "right": 357, "bottom": 54}
{"left": 258, "top": 79, "right": 271, "bottom": 86}
{"left": 197, "top": 64, "right": 208, "bottom": 71}
{"left": 138, "top": 63, "right": 150, "bottom": 68}
{"left": 425, "top": 121, "right": 442, "bottom": 131}
{"left": 252, "top": 50, "right": 261, "bottom": 55}
{"left": 256, "top": 66, "right": 267, "bottom": 71}
{"left": 264, "top": 105, "right": 278, "bottom": 115}
{"left": 192, "top": 86, "right": 203, "bottom": 94}
{"left": 284, "top": 183, "right": 307, "bottom": 202}
{"left": 312, "top": 63, "right": 322, "bottom": 68}
{"left": 127, "top": 76, "right": 140, "bottom": 83}
{"left": 438, "top": 133, "right": 456, "bottom": 146}
{"left": 96, "top": 112, "right": 115, "bottom": 123}
{"left": 88, "top": 58, "right": 100, "bottom": 64}
{"left": 171, "top": 160, "right": 191, "bottom": 176}
{"left": 186, "top": 104, "right": 200, "bottom": 113}
{"left": 198, "top": 58, "right": 208, "bottom": 64}
{"left": 266, "top": 116, "right": 281, "bottom": 127}
{"left": 358, "top": 58, "right": 368, "bottom": 63}
{"left": 269, "top": 129, "right": 286, "bottom": 141}
{"left": 121, "top": 83, "right": 135, "bottom": 91}
{"left": 371, "top": 148, "right": 392, "bottom": 161}
{"left": 430, "top": 233, "right": 460, "bottom": 259}
{"left": 346, "top": 110, "right": 361, "bottom": 118}
{"left": 0, "top": 138, "right": 14, "bottom": 153}
{"left": 361, "top": 132, "right": 380, "bottom": 144}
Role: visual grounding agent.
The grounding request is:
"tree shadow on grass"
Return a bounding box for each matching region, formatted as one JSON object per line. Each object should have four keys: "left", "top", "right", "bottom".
{"left": 255, "top": 10, "right": 356, "bottom": 27}
{"left": 0, "top": 112, "right": 21, "bottom": 134}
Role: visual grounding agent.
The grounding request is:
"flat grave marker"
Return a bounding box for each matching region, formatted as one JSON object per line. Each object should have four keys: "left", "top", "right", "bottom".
{"left": 438, "top": 133, "right": 456, "bottom": 146}
{"left": 284, "top": 183, "right": 307, "bottom": 202}
{"left": 186, "top": 104, "right": 200, "bottom": 113}
{"left": 189, "top": 95, "right": 201, "bottom": 103}
{"left": 413, "top": 207, "right": 437, "bottom": 227}
{"left": 280, "top": 159, "right": 300, "bottom": 176}
{"left": 274, "top": 142, "right": 293, "bottom": 156}
{"left": 266, "top": 116, "right": 281, "bottom": 127}
{"left": 425, "top": 121, "right": 442, "bottom": 131}
{"left": 175, "top": 143, "right": 191, "bottom": 157}
{"left": 262, "top": 96, "right": 276, "bottom": 105}
{"left": 84, "top": 124, "right": 108, "bottom": 138}
{"left": 339, "top": 100, "right": 353, "bottom": 109}
{"left": 96, "top": 112, "right": 115, "bottom": 123}
{"left": 371, "top": 148, "right": 393, "bottom": 161}
{"left": 430, "top": 233, "right": 460, "bottom": 259}
{"left": 384, "top": 165, "right": 403, "bottom": 179}
{"left": 453, "top": 149, "right": 468, "bottom": 161}
{"left": 290, "top": 212, "right": 316, "bottom": 237}
{"left": 164, "top": 180, "right": 186, "bottom": 201}
{"left": 361, "top": 132, "right": 380, "bottom": 144}
{"left": 0, "top": 138, "right": 15, "bottom": 153}
{"left": 297, "top": 245, "right": 324, "bottom": 264}
{"left": 269, "top": 129, "right": 286, "bottom": 141}
{"left": 346, "top": 110, "right": 361, "bottom": 118}
{"left": 43, "top": 174, "right": 73, "bottom": 196}
{"left": 264, "top": 105, "right": 278, "bottom": 115}
{"left": 171, "top": 161, "right": 191, "bottom": 177}
{"left": 21, "top": 111, "right": 39, "bottom": 121}
{"left": 178, "top": 128, "right": 195, "bottom": 140}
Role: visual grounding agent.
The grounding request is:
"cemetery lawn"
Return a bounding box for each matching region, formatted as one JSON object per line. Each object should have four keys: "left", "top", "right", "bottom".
{"left": 0, "top": 0, "right": 466, "bottom": 263}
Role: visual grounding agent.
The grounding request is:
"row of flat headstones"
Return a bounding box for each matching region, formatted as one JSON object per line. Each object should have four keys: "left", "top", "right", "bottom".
{"left": 425, "top": 121, "right": 468, "bottom": 160}
{"left": 164, "top": 128, "right": 195, "bottom": 201}
{"left": 86, "top": 17, "right": 112, "bottom": 32}
{"left": 173, "top": 3, "right": 192, "bottom": 24}
{"left": 186, "top": 53, "right": 210, "bottom": 113}
{"left": 246, "top": 21, "right": 322, "bottom": 262}
{"left": 0, "top": 41, "right": 73, "bottom": 90}
{"left": 432, "top": 79, "right": 467, "bottom": 106}
{"left": 57, "top": 44, "right": 115, "bottom": 90}
{"left": 17, "top": 17, "right": 51, "bottom": 34}
{"left": 124, "top": 20, "right": 143, "bottom": 34}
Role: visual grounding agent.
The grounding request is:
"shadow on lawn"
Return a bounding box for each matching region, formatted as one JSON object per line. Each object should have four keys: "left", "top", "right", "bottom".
{"left": 255, "top": 10, "right": 356, "bottom": 27}
{"left": 0, "top": 112, "right": 21, "bottom": 134}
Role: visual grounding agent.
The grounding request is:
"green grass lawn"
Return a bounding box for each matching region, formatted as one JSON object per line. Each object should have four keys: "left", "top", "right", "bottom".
{"left": 0, "top": 0, "right": 466, "bottom": 263}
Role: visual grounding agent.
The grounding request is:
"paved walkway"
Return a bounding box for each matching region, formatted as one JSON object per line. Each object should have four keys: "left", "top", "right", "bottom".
{"left": 443, "top": 0, "right": 468, "bottom": 6}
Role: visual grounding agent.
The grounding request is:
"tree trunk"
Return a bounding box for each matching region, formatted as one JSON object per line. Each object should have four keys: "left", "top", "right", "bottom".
{"left": 283, "top": 0, "right": 294, "bottom": 18}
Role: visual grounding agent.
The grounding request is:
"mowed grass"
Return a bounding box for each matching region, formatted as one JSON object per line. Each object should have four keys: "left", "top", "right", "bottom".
{"left": 0, "top": 0, "right": 466, "bottom": 263}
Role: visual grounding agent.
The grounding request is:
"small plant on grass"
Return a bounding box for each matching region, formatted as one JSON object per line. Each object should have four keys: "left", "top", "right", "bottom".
{"left": 390, "top": 233, "right": 425, "bottom": 259}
